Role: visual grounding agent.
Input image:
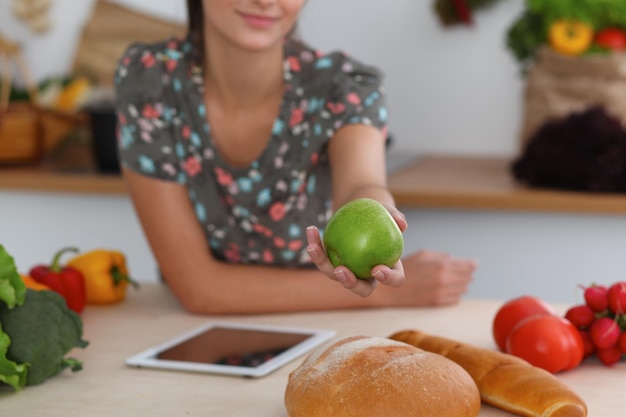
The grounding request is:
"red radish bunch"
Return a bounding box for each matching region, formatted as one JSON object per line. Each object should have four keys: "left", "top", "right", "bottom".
{"left": 564, "top": 281, "right": 626, "bottom": 366}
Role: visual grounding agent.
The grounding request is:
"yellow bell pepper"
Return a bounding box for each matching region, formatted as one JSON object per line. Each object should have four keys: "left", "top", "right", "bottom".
{"left": 66, "top": 249, "right": 139, "bottom": 305}
{"left": 548, "top": 19, "right": 594, "bottom": 56}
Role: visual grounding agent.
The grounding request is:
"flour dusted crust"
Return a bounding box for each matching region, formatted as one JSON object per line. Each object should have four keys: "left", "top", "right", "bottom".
{"left": 390, "top": 330, "right": 588, "bottom": 417}
{"left": 284, "top": 335, "right": 481, "bottom": 417}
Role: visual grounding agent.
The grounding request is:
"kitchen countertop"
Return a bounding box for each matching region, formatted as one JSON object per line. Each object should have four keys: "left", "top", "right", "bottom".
{"left": 1, "top": 283, "right": 622, "bottom": 416}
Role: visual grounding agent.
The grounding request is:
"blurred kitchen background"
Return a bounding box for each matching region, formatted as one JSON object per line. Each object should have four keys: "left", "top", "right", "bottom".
{"left": 2, "top": 0, "right": 626, "bottom": 305}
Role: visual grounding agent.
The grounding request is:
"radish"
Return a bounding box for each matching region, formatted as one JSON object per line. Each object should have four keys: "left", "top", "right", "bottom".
{"left": 619, "top": 330, "right": 626, "bottom": 355}
{"left": 596, "top": 346, "right": 623, "bottom": 366}
{"left": 584, "top": 285, "right": 609, "bottom": 313}
{"left": 565, "top": 304, "right": 595, "bottom": 328}
{"left": 589, "top": 317, "right": 620, "bottom": 349}
{"left": 608, "top": 281, "right": 626, "bottom": 314}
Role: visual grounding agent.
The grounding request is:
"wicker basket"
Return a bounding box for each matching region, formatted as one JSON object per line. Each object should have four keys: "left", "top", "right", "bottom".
{"left": 0, "top": 101, "right": 43, "bottom": 163}
{"left": 0, "top": 34, "right": 83, "bottom": 164}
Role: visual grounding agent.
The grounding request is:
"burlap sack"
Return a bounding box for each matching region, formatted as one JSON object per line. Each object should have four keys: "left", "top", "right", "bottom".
{"left": 520, "top": 47, "right": 626, "bottom": 148}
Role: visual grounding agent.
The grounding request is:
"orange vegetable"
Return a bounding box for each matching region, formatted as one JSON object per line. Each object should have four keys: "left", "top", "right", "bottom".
{"left": 19, "top": 274, "right": 50, "bottom": 291}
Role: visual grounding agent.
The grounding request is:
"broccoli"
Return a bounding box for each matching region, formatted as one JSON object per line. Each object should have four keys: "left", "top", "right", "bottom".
{"left": 0, "top": 244, "right": 88, "bottom": 391}
{"left": 0, "top": 322, "right": 28, "bottom": 390}
{"left": 0, "top": 289, "right": 88, "bottom": 387}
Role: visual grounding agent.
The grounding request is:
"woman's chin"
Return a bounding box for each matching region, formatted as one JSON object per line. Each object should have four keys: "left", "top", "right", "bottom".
{"left": 231, "top": 33, "right": 285, "bottom": 52}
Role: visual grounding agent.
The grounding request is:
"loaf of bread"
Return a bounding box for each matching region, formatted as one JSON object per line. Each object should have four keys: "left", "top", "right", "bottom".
{"left": 389, "top": 330, "right": 588, "bottom": 417}
{"left": 284, "top": 335, "right": 481, "bottom": 417}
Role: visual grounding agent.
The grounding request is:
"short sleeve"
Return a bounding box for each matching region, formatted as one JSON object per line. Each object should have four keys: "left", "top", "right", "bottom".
{"left": 114, "top": 42, "right": 182, "bottom": 182}
{"left": 326, "top": 52, "right": 388, "bottom": 137}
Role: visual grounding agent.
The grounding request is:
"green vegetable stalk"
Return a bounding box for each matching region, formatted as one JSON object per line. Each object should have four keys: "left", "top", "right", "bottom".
{"left": 0, "top": 244, "right": 88, "bottom": 391}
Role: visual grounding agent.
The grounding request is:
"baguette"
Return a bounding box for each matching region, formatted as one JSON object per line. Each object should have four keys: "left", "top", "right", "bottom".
{"left": 389, "top": 330, "right": 587, "bottom": 417}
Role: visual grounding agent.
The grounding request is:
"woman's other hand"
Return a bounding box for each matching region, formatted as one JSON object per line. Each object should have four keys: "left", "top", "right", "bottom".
{"left": 400, "top": 250, "right": 476, "bottom": 306}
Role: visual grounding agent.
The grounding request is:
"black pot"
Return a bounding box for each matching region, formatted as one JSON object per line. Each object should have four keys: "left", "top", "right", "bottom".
{"left": 85, "top": 103, "right": 120, "bottom": 174}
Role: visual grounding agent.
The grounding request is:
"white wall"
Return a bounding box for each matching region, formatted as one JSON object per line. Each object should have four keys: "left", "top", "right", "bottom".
{"left": 1, "top": 190, "right": 158, "bottom": 283}
{"left": 402, "top": 209, "right": 626, "bottom": 305}
{"left": 299, "top": 0, "right": 526, "bottom": 156}
{"left": 2, "top": 0, "right": 621, "bottom": 306}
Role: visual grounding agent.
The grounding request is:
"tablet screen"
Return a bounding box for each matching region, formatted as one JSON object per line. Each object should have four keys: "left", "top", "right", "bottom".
{"left": 125, "top": 322, "right": 336, "bottom": 378}
{"left": 156, "top": 326, "right": 312, "bottom": 367}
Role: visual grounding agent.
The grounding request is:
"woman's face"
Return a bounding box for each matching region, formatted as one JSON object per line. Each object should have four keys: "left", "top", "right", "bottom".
{"left": 202, "top": 0, "right": 305, "bottom": 51}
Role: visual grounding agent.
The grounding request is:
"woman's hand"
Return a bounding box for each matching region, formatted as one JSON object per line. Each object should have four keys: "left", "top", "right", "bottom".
{"left": 306, "top": 223, "right": 475, "bottom": 306}
{"left": 305, "top": 225, "right": 406, "bottom": 297}
{"left": 399, "top": 250, "right": 476, "bottom": 306}
{"left": 305, "top": 203, "right": 475, "bottom": 306}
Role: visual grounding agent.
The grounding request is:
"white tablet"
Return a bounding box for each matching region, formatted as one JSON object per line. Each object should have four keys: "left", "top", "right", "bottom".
{"left": 125, "top": 321, "right": 336, "bottom": 378}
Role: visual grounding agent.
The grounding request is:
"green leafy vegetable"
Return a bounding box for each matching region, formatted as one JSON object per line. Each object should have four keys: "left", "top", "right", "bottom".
{"left": 0, "top": 289, "right": 88, "bottom": 387}
{"left": 525, "top": 0, "right": 626, "bottom": 28}
{"left": 506, "top": 9, "right": 547, "bottom": 72}
{"left": 0, "top": 244, "right": 26, "bottom": 309}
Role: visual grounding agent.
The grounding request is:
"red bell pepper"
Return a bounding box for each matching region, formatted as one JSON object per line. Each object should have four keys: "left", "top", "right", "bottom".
{"left": 29, "top": 247, "right": 87, "bottom": 314}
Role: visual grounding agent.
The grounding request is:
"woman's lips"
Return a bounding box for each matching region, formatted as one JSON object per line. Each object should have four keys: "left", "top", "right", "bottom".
{"left": 238, "top": 12, "right": 278, "bottom": 29}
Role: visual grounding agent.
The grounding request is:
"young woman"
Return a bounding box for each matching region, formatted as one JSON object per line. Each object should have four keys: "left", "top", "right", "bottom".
{"left": 114, "top": 0, "right": 476, "bottom": 314}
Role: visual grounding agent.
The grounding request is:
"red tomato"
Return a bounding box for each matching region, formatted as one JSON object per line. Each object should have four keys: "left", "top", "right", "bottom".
{"left": 492, "top": 296, "right": 555, "bottom": 351}
{"left": 578, "top": 330, "right": 595, "bottom": 358}
{"left": 506, "top": 315, "right": 585, "bottom": 373}
{"left": 594, "top": 27, "right": 626, "bottom": 51}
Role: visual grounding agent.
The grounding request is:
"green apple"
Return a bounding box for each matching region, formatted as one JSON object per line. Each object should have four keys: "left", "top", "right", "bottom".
{"left": 323, "top": 198, "right": 404, "bottom": 279}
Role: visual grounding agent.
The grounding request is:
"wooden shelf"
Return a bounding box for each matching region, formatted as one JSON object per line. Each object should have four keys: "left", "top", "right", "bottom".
{"left": 0, "top": 169, "right": 126, "bottom": 194}
{"left": 388, "top": 155, "right": 626, "bottom": 215}
{"left": 0, "top": 133, "right": 126, "bottom": 195}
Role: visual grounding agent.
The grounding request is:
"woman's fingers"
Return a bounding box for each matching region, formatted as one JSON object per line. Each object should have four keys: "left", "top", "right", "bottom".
{"left": 386, "top": 206, "right": 408, "bottom": 232}
{"left": 333, "top": 265, "right": 377, "bottom": 297}
{"left": 305, "top": 226, "right": 336, "bottom": 276}
{"left": 371, "top": 260, "right": 405, "bottom": 288}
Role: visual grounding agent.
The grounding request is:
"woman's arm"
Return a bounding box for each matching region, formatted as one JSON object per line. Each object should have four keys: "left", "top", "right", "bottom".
{"left": 326, "top": 124, "right": 395, "bottom": 209}
{"left": 306, "top": 124, "right": 408, "bottom": 295}
{"left": 122, "top": 167, "right": 399, "bottom": 315}
{"left": 306, "top": 124, "right": 477, "bottom": 305}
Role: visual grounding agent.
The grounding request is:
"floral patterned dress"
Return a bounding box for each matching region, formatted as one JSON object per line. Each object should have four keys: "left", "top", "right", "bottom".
{"left": 114, "top": 36, "right": 388, "bottom": 268}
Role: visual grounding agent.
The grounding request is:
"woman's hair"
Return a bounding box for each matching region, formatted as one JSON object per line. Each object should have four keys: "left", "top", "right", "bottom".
{"left": 186, "top": 0, "right": 204, "bottom": 57}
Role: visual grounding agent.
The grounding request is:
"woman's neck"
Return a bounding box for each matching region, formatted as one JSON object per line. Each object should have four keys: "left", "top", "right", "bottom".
{"left": 203, "top": 36, "right": 285, "bottom": 110}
